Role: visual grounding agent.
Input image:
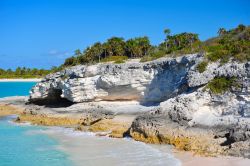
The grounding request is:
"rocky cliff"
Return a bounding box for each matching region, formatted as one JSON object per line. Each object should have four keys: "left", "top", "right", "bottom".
{"left": 30, "top": 54, "right": 201, "bottom": 103}
{"left": 29, "top": 53, "right": 250, "bottom": 157}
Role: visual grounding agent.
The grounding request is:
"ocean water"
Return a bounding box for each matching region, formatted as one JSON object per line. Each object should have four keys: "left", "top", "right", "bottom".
{"left": 0, "top": 116, "right": 73, "bottom": 166}
{"left": 0, "top": 82, "right": 181, "bottom": 166}
{"left": 0, "top": 82, "right": 36, "bottom": 98}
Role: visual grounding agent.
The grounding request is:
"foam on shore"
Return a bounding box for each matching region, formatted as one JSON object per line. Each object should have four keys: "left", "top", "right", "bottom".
{"left": 33, "top": 126, "right": 181, "bottom": 166}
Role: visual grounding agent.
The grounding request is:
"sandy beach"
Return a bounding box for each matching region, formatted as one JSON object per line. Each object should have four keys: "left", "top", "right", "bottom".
{"left": 41, "top": 127, "right": 180, "bottom": 166}
{"left": 0, "top": 79, "right": 41, "bottom": 82}
{"left": 174, "top": 151, "right": 250, "bottom": 166}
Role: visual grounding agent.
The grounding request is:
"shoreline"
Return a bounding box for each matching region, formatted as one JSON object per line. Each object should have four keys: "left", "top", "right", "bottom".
{"left": 0, "top": 100, "right": 181, "bottom": 166}
{"left": 42, "top": 125, "right": 180, "bottom": 166}
{"left": 1, "top": 96, "right": 250, "bottom": 165}
{"left": 2, "top": 108, "right": 250, "bottom": 166}
{"left": 174, "top": 150, "right": 250, "bottom": 166}
{"left": 0, "top": 78, "right": 41, "bottom": 82}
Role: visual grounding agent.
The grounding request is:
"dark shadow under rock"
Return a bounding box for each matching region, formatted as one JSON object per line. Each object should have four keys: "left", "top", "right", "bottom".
{"left": 28, "top": 89, "right": 74, "bottom": 108}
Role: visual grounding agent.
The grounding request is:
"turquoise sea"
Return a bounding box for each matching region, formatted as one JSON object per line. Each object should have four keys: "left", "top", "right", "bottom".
{"left": 0, "top": 82, "right": 180, "bottom": 166}
{"left": 0, "top": 82, "right": 36, "bottom": 98}
{"left": 0, "top": 82, "right": 74, "bottom": 166}
{"left": 0, "top": 116, "right": 73, "bottom": 166}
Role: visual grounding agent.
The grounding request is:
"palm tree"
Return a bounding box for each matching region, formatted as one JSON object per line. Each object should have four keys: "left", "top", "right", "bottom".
{"left": 106, "top": 37, "right": 126, "bottom": 56}
{"left": 126, "top": 37, "right": 151, "bottom": 58}
{"left": 126, "top": 39, "right": 137, "bottom": 58}
{"left": 164, "top": 28, "right": 172, "bottom": 50}
{"left": 102, "top": 42, "right": 108, "bottom": 58}
{"left": 237, "top": 24, "right": 246, "bottom": 32}
{"left": 218, "top": 28, "right": 227, "bottom": 36}
{"left": 138, "top": 36, "right": 151, "bottom": 57}
{"left": 74, "top": 49, "right": 82, "bottom": 56}
{"left": 164, "top": 28, "right": 171, "bottom": 37}
{"left": 91, "top": 42, "right": 103, "bottom": 62}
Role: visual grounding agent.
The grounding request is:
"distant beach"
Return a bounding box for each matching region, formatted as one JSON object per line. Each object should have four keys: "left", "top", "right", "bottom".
{"left": 0, "top": 79, "right": 41, "bottom": 82}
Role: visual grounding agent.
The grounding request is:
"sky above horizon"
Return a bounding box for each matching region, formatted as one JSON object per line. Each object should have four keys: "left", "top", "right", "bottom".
{"left": 0, "top": 0, "right": 250, "bottom": 69}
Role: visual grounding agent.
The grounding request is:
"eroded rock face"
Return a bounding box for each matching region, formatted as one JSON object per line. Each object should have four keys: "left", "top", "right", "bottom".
{"left": 30, "top": 54, "right": 201, "bottom": 103}
{"left": 30, "top": 54, "right": 250, "bottom": 104}
{"left": 187, "top": 61, "right": 250, "bottom": 87}
{"left": 29, "top": 53, "right": 250, "bottom": 157}
{"left": 129, "top": 86, "right": 250, "bottom": 157}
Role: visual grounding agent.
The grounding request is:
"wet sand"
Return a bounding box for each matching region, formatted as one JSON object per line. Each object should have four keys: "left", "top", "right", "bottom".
{"left": 174, "top": 150, "right": 250, "bottom": 166}
{"left": 32, "top": 126, "right": 181, "bottom": 166}
{"left": 32, "top": 126, "right": 250, "bottom": 166}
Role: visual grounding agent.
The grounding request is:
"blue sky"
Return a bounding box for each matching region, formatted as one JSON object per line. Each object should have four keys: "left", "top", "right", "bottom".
{"left": 0, "top": 0, "right": 250, "bottom": 69}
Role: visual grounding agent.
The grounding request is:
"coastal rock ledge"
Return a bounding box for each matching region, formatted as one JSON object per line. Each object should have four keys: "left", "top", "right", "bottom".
{"left": 27, "top": 53, "right": 250, "bottom": 157}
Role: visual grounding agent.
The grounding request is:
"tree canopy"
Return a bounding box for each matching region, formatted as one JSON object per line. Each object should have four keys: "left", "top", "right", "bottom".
{"left": 61, "top": 24, "right": 249, "bottom": 67}
{"left": 0, "top": 67, "right": 52, "bottom": 78}
{"left": 63, "top": 36, "right": 152, "bottom": 66}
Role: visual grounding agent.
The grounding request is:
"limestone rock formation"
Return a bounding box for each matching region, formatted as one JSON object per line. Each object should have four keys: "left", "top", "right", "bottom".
{"left": 29, "top": 53, "right": 250, "bottom": 157}
{"left": 30, "top": 54, "right": 202, "bottom": 103}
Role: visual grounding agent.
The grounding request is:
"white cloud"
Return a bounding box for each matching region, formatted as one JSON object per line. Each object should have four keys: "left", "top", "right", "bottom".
{"left": 48, "top": 49, "right": 72, "bottom": 58}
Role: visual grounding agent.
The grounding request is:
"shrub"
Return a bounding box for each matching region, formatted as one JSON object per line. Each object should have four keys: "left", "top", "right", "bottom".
{"left": 114, "top": 60, "right": 125, "bottom": 64}
{"left": 196, "top": 61, "right": 208, "bottom": 73}
{"left": 64, "top": 56, "right": 78, "bottom": 66}
{"left": 140, "top": 50, "right": 166, "bottom": 62}
{"left": 171, "top": 41, "right": 205, "bottom": 56}
{"left": 206, "top": 49, "right": 229, "bottom": 62}
{"left": 234, "top": 53, "right": 250, "bottom": 62}
{"left": 101, "top": 56, "right": 128, "bottom": 63}
{"left": 207, "top": 77, "right": 237, "bottom": 94}
{"left": 140, "top": 56, "right": 153, "bottom": 62}
{"left": 205, "top": 26, "right": 250, "bottom": 63}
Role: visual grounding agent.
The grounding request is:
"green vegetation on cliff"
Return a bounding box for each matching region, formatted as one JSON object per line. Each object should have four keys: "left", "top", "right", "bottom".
{"left": 63, "top": 36, "right": 151, "bottom": 66}
{"left": 196, "top": 61, "right": 208, "bottom": 73}
{"left": 205, "top": 24, "right": 250, "bottom": 63}
{"left": 63, "top": 29, "right": 203, "bottom": 65}
{"left": 207, "top": 77, "right": 238, "bottom": 94}
{"left": 62, "top": 24, "right": 249, "bottom": 67}
{"left": 100, "top": 56, "right": 128, "bottom": 64}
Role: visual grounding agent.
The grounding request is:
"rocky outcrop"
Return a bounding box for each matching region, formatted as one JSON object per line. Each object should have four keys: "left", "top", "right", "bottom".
{"left": 129, "top": 88, "right": 250, "bottom": 157}
{"left": 29, "top": 54, "right": 250, "bottom": 104}
{"left": 187, "top": 61, "right": 250, "bottom": 87}
{"left": 0, "top": 104, "right": 24, "bottom": 117}
{"left": 30, "top": 54, "right": 203, "bottom": 103}
{"left": 27, "top": 53, "right": 250, "bottom": 158}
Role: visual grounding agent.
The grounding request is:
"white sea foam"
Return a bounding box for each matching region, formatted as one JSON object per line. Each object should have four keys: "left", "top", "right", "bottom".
{"left": 45, "top": 126, "right": 96, "bottom": 137}
{"left": 30, "top": 126, "right": 182, "bottom": 166}
{"left": 9, "top": 121, "right": 32, "bottom": 126}
{"left": 5, "top": 115, "right": 32, "bottom": 126}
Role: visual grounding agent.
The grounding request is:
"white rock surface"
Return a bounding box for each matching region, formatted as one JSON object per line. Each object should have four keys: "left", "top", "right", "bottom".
{"left": 29, "top": 54, "right": 250, "bottom": 126}
{"left": 159, "top": 88, "right": 250, "bottom": 127}
{"left": 30, "top": 54, "right": 202, "bottom": 103}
